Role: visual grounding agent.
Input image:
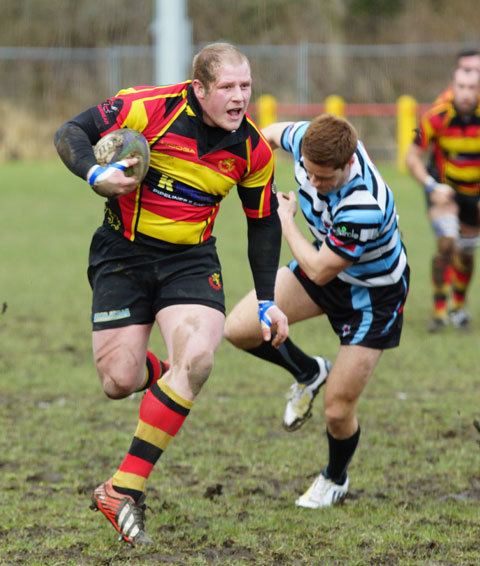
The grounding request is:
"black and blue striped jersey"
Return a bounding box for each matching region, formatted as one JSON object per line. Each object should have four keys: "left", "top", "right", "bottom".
{"left": 280, "top": 121, "right": 407, "bottom": 288}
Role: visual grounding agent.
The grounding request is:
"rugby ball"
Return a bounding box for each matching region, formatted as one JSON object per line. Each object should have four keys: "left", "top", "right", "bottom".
{"left": 93, "top": 128, "right": 150, "bottom": 182}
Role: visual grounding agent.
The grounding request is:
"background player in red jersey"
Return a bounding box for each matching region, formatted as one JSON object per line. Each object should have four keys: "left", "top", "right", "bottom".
{"left": 406, "top": 67, "right": 480, "bottom": 331}
{"left": 54, "top": 42, "right": 288, "bottom": 545}
{"left": 434, "top": 49, "right": 480, "bottom": 104}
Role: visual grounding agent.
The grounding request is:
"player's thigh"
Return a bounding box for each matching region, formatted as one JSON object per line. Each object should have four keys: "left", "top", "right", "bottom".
{"left": 324, "top": 345, "right": 382, "bottom": 406}
{"left": 225, "top": 266, "right": 321, "bottom": 342}
{"left": 274, "top": 266, "right": 323, "bottom": 322}
{"left": 156, "top": 303, "right": 225, "bottom": 362}
{"left": 92, "top": 323, "right": 153, "bottom": 371}
{"left": 428, "top": 200, "right": 458, "bottom": 222}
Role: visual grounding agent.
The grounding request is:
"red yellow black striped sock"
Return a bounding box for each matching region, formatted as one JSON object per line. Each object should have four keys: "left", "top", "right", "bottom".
{"left": 112, "top": 380, "right": 192, "bottom": 501}
{"left": 136, "top": 351, "right": 170, "bottom": 392}
{"left": 432, "top": 255, "right": 450, "bottom": 318}
{"left": 451, "top": 253, "right": 473, "bottom": 310}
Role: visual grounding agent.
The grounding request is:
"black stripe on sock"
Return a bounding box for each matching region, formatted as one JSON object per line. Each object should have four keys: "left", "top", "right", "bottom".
{"left": 114, "top": 485, "right": 144, "bottom": 503}
{"left": 150, "top": 382, "right": 190, "bottom": 416}
{"left": 129, "top": 436, "right": 163, "bottom": 464}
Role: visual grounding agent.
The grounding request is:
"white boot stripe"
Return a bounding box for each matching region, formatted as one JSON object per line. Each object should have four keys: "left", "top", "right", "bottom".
{"left": 124, "top": 514, "right": 135, "bottom": 533}
{"left": 130, "top": 525, "right": 140, "bottom": 538}
{"left": 118, "top": 506, "right": 129, "bottom": 526}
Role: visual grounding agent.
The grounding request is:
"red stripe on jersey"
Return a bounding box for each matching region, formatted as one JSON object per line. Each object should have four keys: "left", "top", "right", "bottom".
{"left": 243, "top": 206, "right": 264, "bottom": 219}
{"left": 140, "top": 390, "right": 186, "bottom": 435}
{"left": 116, "top": 191, "right": 138, "bottom": 240}
{"left": 329, "top": 234, "right": 357, "bottom": 252}
{"left": 142, "top": 193, "right": 218, "bottom": 223}
{"left": 449, "top": 157, "right": 480, "bottom": 168}
{"left": 119, "top": 454, "right": 154, "bottom": 478}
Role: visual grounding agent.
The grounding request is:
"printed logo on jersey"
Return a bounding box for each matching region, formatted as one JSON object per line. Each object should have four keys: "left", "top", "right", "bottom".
{"left": 157, "top": 173, "right": 175, "bottom": 192}
{"left": 332, "top": 224, "right": 361, "bottom": 240}
{"left": 158, "top": 141, "right": 195, "bottom": 154}
{"left": 95, "top": 98, "right": 124, "bottom": 129}
{"left": 218, "top": 158, "right": 236, "bottom": 174}
{"left": 208, "top": 272, "right": 222, "bottom": 291}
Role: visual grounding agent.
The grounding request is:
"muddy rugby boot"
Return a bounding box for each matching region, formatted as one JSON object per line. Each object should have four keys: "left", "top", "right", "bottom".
{"left": 283, "top": 356, "right": 332, "bottom": 431}
{"left": 449, "top": 308, "right": 471, "bottom": 329}
{"left": 427, "top": 316, "right": 448, "bottom": 333}
{"left": 295, "top": 472, "right": 349, "bottom": 508}
{"left": 90, "top": 479, "right": 152, "bottom": 546}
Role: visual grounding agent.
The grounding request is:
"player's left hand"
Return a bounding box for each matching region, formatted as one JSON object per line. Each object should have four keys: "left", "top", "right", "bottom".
{"left": 258, "top": 300, "right": 289, "bottom": 348}
{"left": 276, "top": 191, "right": 297, "bottom": 223}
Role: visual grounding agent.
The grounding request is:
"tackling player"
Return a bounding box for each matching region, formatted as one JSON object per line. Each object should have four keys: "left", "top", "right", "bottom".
{"left": 54, "top": 42, "right": 288, "bottom": 545}
{"left": 406, "top": 67, "right": 480, "bottom": 331}
{"left": 225, "top": 114, "right": 409, "bottom": 508}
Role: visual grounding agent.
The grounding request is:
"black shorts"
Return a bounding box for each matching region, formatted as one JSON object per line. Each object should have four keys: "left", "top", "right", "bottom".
{"left": 289, "top": 261, "right": 410, "bottom": 350}
{"left": 425, "top": 190, "right": 480, "bottom": 227}
{"left": 88, "top": 227, "right": 225, "bottom": 330}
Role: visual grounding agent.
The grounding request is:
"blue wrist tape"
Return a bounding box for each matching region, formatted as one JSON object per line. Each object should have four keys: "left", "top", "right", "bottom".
{"left": 258, "top": 300, "right": 276, "bottom": 327}
{"left": 87, "top": 162, "right": 127, "bottom": 186}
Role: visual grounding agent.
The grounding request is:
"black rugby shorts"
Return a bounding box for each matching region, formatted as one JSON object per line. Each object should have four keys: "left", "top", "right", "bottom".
{"left": 87, "top": 227, "right": 225, "bottom": 330}
{"left": 289, "top": 261, "right": 410, "bottom": 350}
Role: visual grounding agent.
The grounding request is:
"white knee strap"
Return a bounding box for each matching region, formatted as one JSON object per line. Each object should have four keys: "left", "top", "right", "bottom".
{"left": 431, "top": 215, "right": 459, "bottom": 238}
{"left": 458, "top": 235, "right": 480, "bottom": 254}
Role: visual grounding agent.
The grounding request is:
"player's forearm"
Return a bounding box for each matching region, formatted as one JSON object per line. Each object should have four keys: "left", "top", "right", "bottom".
{"left": 405, "top": 145, "right": 430, "bottom": 186}
{"left": 261, "top": 122, "right": 293, "bottom": 150}
{"left": 54, "top": 121, "right": 98, "bottom": 180}
{"left": 281, "top": 218, "right": 335, "bottom": 285}
{"left": 247, "top": 213, "right": 282, "bottom": 300}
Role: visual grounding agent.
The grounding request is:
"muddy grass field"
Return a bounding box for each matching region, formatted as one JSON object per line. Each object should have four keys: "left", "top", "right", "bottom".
{"left": 1, "top": 161, "right": 479, "bottom": 565}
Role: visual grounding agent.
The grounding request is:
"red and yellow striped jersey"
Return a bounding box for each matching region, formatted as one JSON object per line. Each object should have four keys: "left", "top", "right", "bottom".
{"left": 94, "top": 82, "right": 275, "bottom": 246}
{"left": 414, "top": 99, "right": 480, "bottom": 196}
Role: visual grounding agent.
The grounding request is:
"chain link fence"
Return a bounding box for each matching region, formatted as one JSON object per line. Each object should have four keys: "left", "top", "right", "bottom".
{"left": 0, "top": 41, "right": 475, "bottom": 160}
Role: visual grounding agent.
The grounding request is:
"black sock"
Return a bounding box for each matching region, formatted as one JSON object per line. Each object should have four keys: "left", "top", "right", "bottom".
{"left": 113, "top": 485, "right": 144, "bottom": 503}
{"left": 324, "top": 426, "right": 361, "bottom": 484}
{"left": 246, "top": 338, "right": 319, "bottom": 383}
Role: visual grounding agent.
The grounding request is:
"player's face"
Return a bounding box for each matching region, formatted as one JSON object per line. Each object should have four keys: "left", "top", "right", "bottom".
{"left": 194, "top": 60, "right": 252, "bottom": 131}
{"left": 302, "top": 156, "right": 351, "bottom": 195}
{"left": 452, "top": 71, "right": 480, "bottom": 114}
{"left": 458, "top": 55, "right": 480, "bottom": 74}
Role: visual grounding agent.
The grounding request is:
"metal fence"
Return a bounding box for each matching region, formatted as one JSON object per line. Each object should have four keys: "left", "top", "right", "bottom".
{"left": 0, "top": 41, "right": 476, "bottom": 160}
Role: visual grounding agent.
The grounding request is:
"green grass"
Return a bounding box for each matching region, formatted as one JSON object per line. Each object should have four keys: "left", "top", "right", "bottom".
{"left": 1, "top": 159, "right": 480, "bottom": 565}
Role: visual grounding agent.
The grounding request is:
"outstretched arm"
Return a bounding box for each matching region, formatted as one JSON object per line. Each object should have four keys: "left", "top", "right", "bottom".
{"left": 261, "top": 121, "right": 294, "bottom": 150}
{"left": 406, "top": 142, "right": 454, "bottom": 205}
{"left": 246, "top": 214, "right": 289, "bottom": 347}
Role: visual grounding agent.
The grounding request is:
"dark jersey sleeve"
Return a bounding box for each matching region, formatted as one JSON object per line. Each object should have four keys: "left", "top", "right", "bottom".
{"left": 54, "top": 98, "right": 124, "bottom": 180}
{"left": 246, "top": 201, "right": 281, "bottom": 301}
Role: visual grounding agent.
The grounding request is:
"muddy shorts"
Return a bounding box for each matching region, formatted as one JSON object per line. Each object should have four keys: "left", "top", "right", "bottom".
{"left": 88, "top": 226, "right": 225, "bottom": 330}
{"left": 289, "top": 261, "right": 410, "bottom": 350}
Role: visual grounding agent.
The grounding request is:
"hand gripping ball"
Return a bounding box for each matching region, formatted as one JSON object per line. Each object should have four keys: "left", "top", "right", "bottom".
{"left": 93, "top": 128, "right": 150, "bottom": 182}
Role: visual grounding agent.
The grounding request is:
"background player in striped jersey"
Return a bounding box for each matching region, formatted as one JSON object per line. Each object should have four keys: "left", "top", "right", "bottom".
{"left": 426, "top": 49, "right": 480, "bottom": 185}
{"left": 55, "top": 42, "right": 288, "bottom": 545}
{"left": 406, "top": 67, "right": 480, "bottom": 332}
{"left": 225, "top": 113, "right": 409, "bottom": 508}
{"left": 434, "top": 49, "right": 480, "bottom": 105}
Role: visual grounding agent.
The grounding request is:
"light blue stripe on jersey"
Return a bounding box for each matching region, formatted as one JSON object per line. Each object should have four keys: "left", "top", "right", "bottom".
{"left": 280, "top": 121, "right": 407, "bottom": 287}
